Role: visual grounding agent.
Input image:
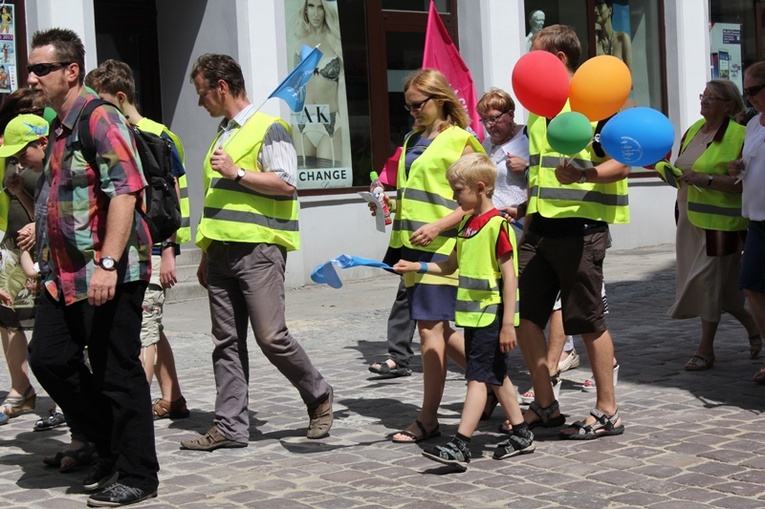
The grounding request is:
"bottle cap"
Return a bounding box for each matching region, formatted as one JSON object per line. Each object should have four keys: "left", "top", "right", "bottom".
{"left": 370, "top": 171, "right": 379, "bottom": 180}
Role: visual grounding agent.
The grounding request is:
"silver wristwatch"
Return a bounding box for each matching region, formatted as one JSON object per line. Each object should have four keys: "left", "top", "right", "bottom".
{"left": 98, "top": 256, "right": 117, "bottom": 271}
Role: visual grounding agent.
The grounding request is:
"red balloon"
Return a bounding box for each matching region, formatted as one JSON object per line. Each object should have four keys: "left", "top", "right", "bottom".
{"left": 511, "top": 51, "right": 570, "bottom": 118}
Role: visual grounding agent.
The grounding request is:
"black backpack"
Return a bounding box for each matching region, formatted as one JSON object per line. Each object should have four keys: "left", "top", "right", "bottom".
{"left": 74, "top": 99, "right": 182, "bottom": 244}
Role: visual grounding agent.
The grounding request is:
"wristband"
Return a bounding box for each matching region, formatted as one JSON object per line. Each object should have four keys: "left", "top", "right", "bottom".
{"left": 418, "top": 261, "right": 428, "bottom": 274}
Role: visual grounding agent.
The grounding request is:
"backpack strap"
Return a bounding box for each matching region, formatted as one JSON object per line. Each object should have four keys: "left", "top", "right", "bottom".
{"left": 69, "top": 98, "right": 112, "bottom": 171}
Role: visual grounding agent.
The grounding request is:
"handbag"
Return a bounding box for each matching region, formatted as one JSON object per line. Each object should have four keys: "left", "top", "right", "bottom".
{"left": 705, "top": 229, "right": 745, "bottom": 257}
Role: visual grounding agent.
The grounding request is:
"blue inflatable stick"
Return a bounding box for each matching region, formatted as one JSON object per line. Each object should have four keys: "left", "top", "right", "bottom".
{"left": 310, "top": 254, "right": 394, "bottom": 289}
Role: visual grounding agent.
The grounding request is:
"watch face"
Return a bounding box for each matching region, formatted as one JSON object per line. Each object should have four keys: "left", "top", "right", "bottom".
{"left": 100, "top": 257, "right": 116, "bottom": 270}
{"left": 237, "top": 169, "right": 246, "bottom": 178}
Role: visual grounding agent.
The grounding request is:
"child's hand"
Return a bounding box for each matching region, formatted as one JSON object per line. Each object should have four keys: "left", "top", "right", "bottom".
{"left": 0, "top": 289, "right": 12, "bottom": 306}
{"left": 499, "top": 326, "right": 517, "bottom": 353}
{"left": 393, "top": 260, "right": 420, "bottom": 274}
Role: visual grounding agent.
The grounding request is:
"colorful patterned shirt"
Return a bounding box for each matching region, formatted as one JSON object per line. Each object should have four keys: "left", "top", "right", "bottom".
{"left": 44, "top": 89, "right": 151, "bottom": 305}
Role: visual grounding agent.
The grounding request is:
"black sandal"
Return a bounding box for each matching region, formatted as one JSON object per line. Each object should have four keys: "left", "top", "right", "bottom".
{"left": 368, "top": 359, "right": 412, "bottom": 378}
{"left": 559, "top": 408, "right": 625, "bottom": 440}
{"left": 525, "top": 400, "right": 566, "bottom": 430}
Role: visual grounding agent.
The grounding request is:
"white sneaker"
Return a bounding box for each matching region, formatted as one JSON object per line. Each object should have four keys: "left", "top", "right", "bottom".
{"left": 558, "top": 350, "right": 581, "bottom": 373}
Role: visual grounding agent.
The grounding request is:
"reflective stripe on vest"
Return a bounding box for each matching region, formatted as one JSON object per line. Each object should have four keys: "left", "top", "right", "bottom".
{"left": 390, "top": 126, "right": 485, "bottom": 257}
{"left": 527, "top": 110, "right": 629, "bottom": 224}
{"left": 680, "top": 118, "right": 748, "bottom": 231}
{"left": 135, "top": 118, "right": 191, "bottom": 244}
{"left": 196, "top": 113, "right": 300, "bottom": 252}
{"left": 454, "top": 214, "right": 519, "bottom": 328}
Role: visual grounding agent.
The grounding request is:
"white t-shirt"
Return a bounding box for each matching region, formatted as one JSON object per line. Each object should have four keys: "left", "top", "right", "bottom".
{"left": 484, "top": 128, "right": 530, "bottom": 209}
{"left": 742, "top": 115, "right": 765, "bottom": 221}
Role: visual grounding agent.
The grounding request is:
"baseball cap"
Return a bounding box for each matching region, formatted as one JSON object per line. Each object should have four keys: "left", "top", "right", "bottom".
{"left": 0, "top": 114, "right": 50, "bottom": 158}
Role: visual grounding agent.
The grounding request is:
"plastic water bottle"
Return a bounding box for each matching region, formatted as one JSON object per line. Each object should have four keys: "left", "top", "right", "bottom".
{"left": 370, "top": 171, "right": 392, "bottom": 225}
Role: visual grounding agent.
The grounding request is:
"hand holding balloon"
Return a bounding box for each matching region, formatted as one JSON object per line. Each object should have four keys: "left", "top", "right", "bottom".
{"left": 555, "top": 163, "right": 583, "bottom": 185}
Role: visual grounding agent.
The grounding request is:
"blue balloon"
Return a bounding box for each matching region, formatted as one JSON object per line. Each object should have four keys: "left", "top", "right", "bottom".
{"left": 599, "top": 107, "right": 675, "bottom": 167}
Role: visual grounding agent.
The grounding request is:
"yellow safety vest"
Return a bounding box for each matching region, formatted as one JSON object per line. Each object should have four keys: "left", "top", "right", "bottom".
{"left": 196, "top": 112, "right": 299, "bottom": 252}
{"left": 455, "top": 214, "right": 519, "bottom": 328}
{"left": 135, "top": 117, "right": 191, "bottom": 244}
{"left": 390, "top": 126, "right": 484, "bottom": 288}
{"left": 527, "top": 108, "right": 629, "bottom": 224}
{"left": 680, "top": 118, "right": 748, "bottom": 231}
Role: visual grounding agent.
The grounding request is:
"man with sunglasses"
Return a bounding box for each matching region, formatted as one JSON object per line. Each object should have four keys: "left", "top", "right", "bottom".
{"left": 24, "top": 28, "right": 159, "bottom": 507}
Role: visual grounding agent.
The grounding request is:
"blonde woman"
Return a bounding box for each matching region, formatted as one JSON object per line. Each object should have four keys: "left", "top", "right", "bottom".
{"left": 375, "top": 68, "right": 484, "bottom": 443}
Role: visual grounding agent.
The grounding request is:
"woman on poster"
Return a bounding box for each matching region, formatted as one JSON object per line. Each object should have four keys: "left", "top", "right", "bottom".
{"left": 594, "top": 0, "right": 632, "bottom": 72}
{"left": 293, "top": 0, "right": 344, "bottom": 168}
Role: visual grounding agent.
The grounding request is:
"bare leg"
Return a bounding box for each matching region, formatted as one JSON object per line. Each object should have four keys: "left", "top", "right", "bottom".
{"left": 746, "top": 290, "right": 765, "bottom": 380}
{"left": 691, "top": 319, "right": 719, "bottom": 359}
{"left": 547, "top": 310, "right": 568, "bottom": 376}
{"left": 155, "top": 331, "right": 183, "bottom": 402}
{"left": 392, "top": 320, "right": 454, "bottom": 441}
{"left": 494, "top": 379, "right": 524, "bottom": 426}
{"left": 140, "top": 343, "right": 157, "bottom": 386}
{"left": 456, "top": 380, "right": 487, "bottom": 439}
{"left": 1, "top": 328, "right": 31, "bottom": 398}
{"left": 560, "top": 329, "right": 621, "bottom": 436}
{"left": 517, "top": 319, "right": 560, "bottom": 426}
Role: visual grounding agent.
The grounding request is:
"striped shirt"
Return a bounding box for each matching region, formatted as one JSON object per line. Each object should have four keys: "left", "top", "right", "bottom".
{"left": 44, "top": 89, "right": 151, "bottom": 305}
{"left": 216, "top": 104, "right": 297, "bottom": 187}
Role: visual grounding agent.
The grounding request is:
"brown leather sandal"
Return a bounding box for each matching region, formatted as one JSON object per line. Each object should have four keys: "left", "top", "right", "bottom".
{"left": 152, "top": 396, "right": 190, "bottom": 420}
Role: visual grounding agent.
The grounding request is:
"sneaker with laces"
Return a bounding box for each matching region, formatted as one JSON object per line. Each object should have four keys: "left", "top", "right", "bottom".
{"left": 83, "top": 459, "right": 118, "bottom": 492}
{"left": 422, "top": 439, "right": 471, "bottom": 471}
{"left": 86, "top": 482, "right": 157, "bottom": 507}
{"left": 180, "top": 426, "right": 247, "bottom": 451}
{"left": 493, "top": 429, "right": 536, "bottom": 459}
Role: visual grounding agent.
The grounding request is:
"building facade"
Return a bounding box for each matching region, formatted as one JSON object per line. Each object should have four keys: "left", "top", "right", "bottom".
{"left": 6, "top": 0, "right": 748, "bottom": 286}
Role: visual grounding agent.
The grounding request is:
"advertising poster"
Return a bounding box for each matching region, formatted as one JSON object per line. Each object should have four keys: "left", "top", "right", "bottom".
{"left": 710, "top": 23, "right": 742, "bottom": 93}
{"left": 284, "top": 0, "right": 353, "bottom": 189}
{"left": 0, "top": 4, "right": 15, "bottom": 93}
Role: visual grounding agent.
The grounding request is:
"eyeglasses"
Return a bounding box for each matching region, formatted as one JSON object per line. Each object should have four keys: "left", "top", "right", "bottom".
{"left": 27, "top": 62, "right": 72, "bottom": 77}
{"left": 743, "top": 83, "right": 765, "bottom": 98}
{"left": 404, "top": 97, "right": 431, "bottom": 112}
{"left": 480, "top": 111, "right": 510, "bottom": 126}
{"left": 699, "top": 94, "right": 727, "bottom": 102}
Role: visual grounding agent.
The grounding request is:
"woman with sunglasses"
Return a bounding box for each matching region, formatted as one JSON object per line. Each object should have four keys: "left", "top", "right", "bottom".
{"left": 379, "top": 68, "right": 484, "bottom": 443}
{"left": 731, "top": 63, "right": 765, "bottom": 383}
{"left": 656, "top": 79, "right": 759, "bottom": 372}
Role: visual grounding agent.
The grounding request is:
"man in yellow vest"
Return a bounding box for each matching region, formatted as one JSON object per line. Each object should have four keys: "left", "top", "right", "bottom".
{"left": 84, "top": 59, "right": 192, "bottom": 422}
{"left": 519, "top": 25, "right": 629, "bottom": 439}
{"left": 180, "top": 53, "right": 333, "bottom": 451}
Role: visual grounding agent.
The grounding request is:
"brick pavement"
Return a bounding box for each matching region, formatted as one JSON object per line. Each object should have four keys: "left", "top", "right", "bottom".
{"left": 1, "top": 244, "right": 765, "bottom": 508}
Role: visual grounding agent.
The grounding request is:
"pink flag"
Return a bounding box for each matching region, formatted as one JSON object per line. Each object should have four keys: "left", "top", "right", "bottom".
{"left": 423, "top": 0, "right": 483, "bottom": 140}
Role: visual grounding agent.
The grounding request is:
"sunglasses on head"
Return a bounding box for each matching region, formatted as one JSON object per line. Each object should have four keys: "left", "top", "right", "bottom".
{"left": 27, "top": 62, "right": 72, "bottom": 77}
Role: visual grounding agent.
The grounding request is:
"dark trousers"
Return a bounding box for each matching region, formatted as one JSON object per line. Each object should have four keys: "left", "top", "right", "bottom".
{"left": 386, "top": 278, "right": 417, "bottom": 367}
{"left": 29, "top": 282, "right": 159, "bottom": 492}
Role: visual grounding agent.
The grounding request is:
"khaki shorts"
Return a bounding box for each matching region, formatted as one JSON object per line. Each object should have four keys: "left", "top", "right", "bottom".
{"left": 140, "top": 255, "right": 165, "bottom": 348}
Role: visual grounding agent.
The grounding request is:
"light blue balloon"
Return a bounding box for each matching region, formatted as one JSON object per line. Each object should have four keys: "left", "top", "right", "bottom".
{"left": 600, "top": 107, "right": 675, "bottom": 166}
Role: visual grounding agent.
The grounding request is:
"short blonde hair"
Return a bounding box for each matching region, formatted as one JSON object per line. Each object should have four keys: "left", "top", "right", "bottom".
{"left": 446, "top": 153, "right": 497, "bottom": 198}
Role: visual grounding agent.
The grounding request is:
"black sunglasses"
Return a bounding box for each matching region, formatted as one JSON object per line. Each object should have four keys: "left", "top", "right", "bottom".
{"left": 404, "top": 97, "right": 432, "bottom": 112}
{"left": 27, "top": 62, "right": 72, "bottom": 77}
{"left": 743, "top": 83, "right": 765, "bottom": 98}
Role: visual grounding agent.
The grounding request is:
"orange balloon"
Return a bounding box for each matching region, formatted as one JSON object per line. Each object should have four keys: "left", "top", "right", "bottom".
{"left": 569, "top": 55, "right": 632, "bottom": 121}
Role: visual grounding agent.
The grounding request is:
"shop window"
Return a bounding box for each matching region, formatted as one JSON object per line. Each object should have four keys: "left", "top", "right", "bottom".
{"left": 709, "top": 0, "right": 758, "bottom": 94}
{"left": 523, "top": 0, "right": 664, "bottom": 112}
{"left": 0, "top": 1, "right": 27, "bottom": 96}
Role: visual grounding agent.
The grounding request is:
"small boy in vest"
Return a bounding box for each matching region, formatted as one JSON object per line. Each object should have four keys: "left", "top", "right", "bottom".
{"left": 393, "top": 153, "right": 534, "bottom": 471}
